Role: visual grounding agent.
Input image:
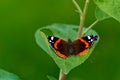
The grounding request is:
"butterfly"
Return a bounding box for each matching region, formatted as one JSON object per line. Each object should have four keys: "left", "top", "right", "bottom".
{"left": 47, "top": 35, "right": 98, "bottom": 58}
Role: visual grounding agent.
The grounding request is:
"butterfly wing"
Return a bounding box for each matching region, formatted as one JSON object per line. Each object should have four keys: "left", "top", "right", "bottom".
{"left": 73, "top": 38, "right": 89, "bottom": 56}
{"left": 73, "top": 35, "right": 98, "bottom": 56}
{"left": 47, "top": 35, "right": 98, "bottom": 58}
{"left": 47, "top": 36, "right": 69, "bottom": 58}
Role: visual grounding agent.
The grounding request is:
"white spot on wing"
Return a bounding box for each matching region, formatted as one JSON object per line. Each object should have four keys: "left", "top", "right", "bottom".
{"left": 87, "top": 36, "right": 91, "bottom": 39}
{"left": 49, "top": 40, "right": 54, "bottom": 44}
{"left": 51, "top": 36, "right": 54, "bottom": 40}
{"left": 91, "top": 39, "right": 93, "bottom": 42}
{"left": 49, "top": 40, "right": 52, "bottom": 42}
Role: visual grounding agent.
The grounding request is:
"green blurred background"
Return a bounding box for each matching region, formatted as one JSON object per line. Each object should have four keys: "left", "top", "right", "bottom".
{"left": 0, "top": 0, "right": 120, "bottom": 80}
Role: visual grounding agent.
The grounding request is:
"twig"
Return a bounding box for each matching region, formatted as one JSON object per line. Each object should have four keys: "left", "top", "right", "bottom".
{"left": 72, "top": 0, "right": 83, "bottom": 15}
{"left": 77, "top": 0, "right": 90, "bottom": 38}
{"left": 82, "top": 20, "right": 99, "bottom": 35}
{"left": 59, "top": 69, "right": 66, "bottom": 80}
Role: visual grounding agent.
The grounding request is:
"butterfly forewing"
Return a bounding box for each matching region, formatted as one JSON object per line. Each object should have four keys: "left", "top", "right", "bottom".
{"left": 73, "top": 38, "right": 89, "bottom": 56}
{"left": 48, "top": 36, "right": 69, "bottom": 58}
{"left": 73, "top": 35, "right": 98, "bottom": 56}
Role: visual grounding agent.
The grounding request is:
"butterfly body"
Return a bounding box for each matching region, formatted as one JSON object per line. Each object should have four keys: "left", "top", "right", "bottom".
{"left": 47, "top": 35, "right": 98, "bottom": 58}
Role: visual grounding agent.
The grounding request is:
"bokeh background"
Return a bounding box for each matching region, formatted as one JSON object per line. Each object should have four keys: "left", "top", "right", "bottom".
{"left": 0, "top": 0, "right": 120, "bottom": 80}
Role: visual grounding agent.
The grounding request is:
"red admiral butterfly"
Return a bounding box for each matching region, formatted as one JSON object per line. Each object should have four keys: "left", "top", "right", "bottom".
{"left": 47, "top": 35, "right": 98, "bottom": 58}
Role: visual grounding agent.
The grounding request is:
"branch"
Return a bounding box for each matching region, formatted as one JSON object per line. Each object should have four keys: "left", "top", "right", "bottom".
{"left": 82, "top": 20, "right": 99, "bottom": 35}
{"left": 77, "top": 0, "right": 90, "bottom": 38}
{"left": 59, "top": 69, "right": 66, "bottom": 80}
{"left": 72, "top": 0, "right": 82, "bottom": 15}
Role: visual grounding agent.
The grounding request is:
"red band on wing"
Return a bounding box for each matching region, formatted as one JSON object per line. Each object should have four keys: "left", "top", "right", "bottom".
{"left": 77, "top": 49, "right": 88, "bottom": 56}
{"left": 54, "top": 39, "right": 61, "bottom": 49}
{"left": 79, "top": 38, "right": 89, "bottom": 48}
{"left": 56, "top": 51, "right": 67, "bottom": 58}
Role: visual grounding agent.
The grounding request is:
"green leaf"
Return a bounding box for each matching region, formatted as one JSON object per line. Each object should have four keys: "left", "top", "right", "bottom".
{"left": 95, "top": 7, "right": 110, "bottom": 21}
{"left": 47, "top": 75, "right": 57, "bottom": 80}
{"left": 93, "top": 0, "right": 120, "bottom": 22}
{"left": 0, "top": 69, "right": 21, "bottom": 80}
{"left": 35, "top": 24, "right": 99, "bottom": 74}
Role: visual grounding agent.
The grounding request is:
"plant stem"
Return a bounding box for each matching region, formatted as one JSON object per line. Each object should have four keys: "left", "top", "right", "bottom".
{"left": 77, "top": 0, "right": 90, "bottom": 38}
{"left": 82, "top": 19, "right": 99, "bottom": 35}
{"left": 59, "top": 69, "right": 66, "bottom": 80}
{"left": 72, "top": 0, "right": 82, "bottom": 15}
